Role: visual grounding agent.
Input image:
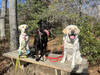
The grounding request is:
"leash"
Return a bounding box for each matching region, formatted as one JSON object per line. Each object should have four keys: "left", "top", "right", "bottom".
{"left": 15, "top": 39, "right": 27, "bottom": 75}
{"left": 46, "top": 40, "right": 64, "bottom": 62}
{"left": 15, "top": 55, "right": 21, "bottom": 75}
{"left": 37, "top": 28, "right": 64, "bottom": 62}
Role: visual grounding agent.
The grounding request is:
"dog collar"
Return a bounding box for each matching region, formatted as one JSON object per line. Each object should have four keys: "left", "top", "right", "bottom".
{"left": 44, "top": 29, "right": 49, "bottom": 36}
{"left": 37, "top": 29, "right": 42, "bottom": 35}
{"left": 21, "top": 34, "right": 27, "bottom": 40}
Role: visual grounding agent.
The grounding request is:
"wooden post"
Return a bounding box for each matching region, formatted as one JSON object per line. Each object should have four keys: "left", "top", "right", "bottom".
{"left": 61, "top": 71, "right": 64, "bottom": 75}
{"left": 61, "top": 71, "right": 70, "bottom": 75}
{"left": 36, "top": 64, "right": 40, "bottom": 75}
{"left": 9, "top": 0, "right": 18, "bottom": 51}
{"left": 55, "top": 69, "right": 58, "bottom": 75}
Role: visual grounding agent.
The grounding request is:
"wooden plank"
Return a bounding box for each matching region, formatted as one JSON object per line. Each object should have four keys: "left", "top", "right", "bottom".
{"left": 61, "top": 71, "right": 64, "bottom": 75}
{"left": 3, "top": 51, "right": 88, "bottom": 74}
{"left": 55, "top": 69, "right": 58, "bottom": 75}
{"left": 3, "top": 51, "right": 72, "bottom": 72}
{"left": 61, "top": 71, "right": 70, "bottom": 75}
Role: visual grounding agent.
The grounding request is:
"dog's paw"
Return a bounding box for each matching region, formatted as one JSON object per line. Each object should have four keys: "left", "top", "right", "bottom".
{"left": 77, "top": 57, "right": 82, "bottom": 64}
{"left": 36, "top": 57, "right": 40, "bottom": 61}
{"left": 71, "top": 64, "right": 75, "bottom": 69}
{"left": 42, "top": 56, "right": 47, "bottom": 62}
{"left": 67, "top": 56, "right": 72, "bottom": 61}
{"left": 26, "top": 50, "right": 30, "bottom": 55}
{"left": 41, "top": 57, "right": 46, "bottom": 62}
{"left": 60, "top": 60, "right": 65, "bottom": 63}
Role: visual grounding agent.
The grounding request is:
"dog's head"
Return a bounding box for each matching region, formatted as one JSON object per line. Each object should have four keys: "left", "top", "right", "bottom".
{"left": 18, "top": 24, "right": 28, "bottom": 33}
{"left": 63, "top": 25, "right": 80, "bottom": 40}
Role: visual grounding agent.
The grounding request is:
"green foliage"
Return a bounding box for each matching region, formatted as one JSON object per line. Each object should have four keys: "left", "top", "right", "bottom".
{"left": 17, "top": 0, "right": 48, "bottom": 34}
{"left": 77, "top": 17, "right": 100, "bottom": 64}
{"left": 92, "top": 22, "right": 100, "bottom": 37}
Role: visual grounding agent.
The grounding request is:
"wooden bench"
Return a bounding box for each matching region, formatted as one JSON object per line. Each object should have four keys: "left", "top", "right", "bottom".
{"left": 3, "top": 51, "right": 88, "bottom": 75}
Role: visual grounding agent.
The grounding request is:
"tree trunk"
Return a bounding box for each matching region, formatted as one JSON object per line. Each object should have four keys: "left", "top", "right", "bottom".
{"left": 79, "top": 0, "right": 82, "bottom": 17}
{"left": 98, "top": 5, "right": 100, "bottom": 17}
{"left": 0, "top": 0, "right": 7, "bottom": 40}
{"left": 9, "top": 0, "right": 18, "bottom": 51}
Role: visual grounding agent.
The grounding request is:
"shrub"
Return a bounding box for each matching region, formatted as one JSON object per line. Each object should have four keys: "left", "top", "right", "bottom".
{"left": 92, "top": 22, "right": 100, "bottom": 38}
{"left": 17, "top": 0, "right": 48, "bottom": 34}
{"left": 77, "top": 17, "right": 100, "bottom": 64}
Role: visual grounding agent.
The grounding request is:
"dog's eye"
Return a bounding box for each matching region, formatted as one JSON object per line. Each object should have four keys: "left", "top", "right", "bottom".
{"left": 69, "top": 28, "right": 71, "bottom": 30}
{"left": 74, "top": 28, "right": 77, "bottom": 30}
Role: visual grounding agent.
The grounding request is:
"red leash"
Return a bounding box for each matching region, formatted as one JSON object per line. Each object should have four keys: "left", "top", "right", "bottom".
{"left": 46, "top": 40, "right": 64, "bottom": 62}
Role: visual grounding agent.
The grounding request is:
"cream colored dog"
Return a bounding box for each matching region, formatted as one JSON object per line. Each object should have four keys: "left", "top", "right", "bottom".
{"left": 61, "top": 25, "right": 82, "bottom": 68}
{"left": 18, "top": 24, "right": 30, "bottom": 56}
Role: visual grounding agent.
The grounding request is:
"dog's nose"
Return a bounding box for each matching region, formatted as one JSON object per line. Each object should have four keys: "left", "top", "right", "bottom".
{"left": 25, "top": 28, "right": 27, "bottom": 31}
{"left": 71, "top": 30, "right": 75, "bottom": 33}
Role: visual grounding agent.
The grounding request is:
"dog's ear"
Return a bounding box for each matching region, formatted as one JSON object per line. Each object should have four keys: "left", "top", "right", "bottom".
{"left": 18, "top": 25, "right": 22, "bottom": 30}
{"left": 26, "top": 25, "right": 28, "bottom": 29}
{"left": 77, "top": 27, "right": 80, "bottom": 34}
{"left": 63, "top": 27, "right": 67, "bottom": 34}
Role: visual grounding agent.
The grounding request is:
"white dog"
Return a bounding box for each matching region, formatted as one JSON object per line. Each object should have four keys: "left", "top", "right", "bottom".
{"left": 18, "top": 24, "right": 30, "bottom": 56}
{"left": 61, "top": 25, "right": 82, "bottom": 68}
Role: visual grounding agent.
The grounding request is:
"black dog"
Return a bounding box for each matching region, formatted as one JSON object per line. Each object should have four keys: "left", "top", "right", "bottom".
{"left": 33, "top": 28, "right": 49, "bottom": 61}
{"left": 29, "top": 20, "right": 55, "bottom": 61}
{"left": 33, "top": 20, "right": 51, "bottom": 61}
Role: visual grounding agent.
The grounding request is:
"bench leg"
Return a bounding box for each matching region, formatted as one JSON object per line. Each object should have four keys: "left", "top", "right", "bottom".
{"left": 61, "top": 71, "right": 70, "bottom": 75}
{"left": 11, "top": 58, "right": 15, "bottom": 65}
{"left": 55, "top": 69, "right": 58, "bottom": 75}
